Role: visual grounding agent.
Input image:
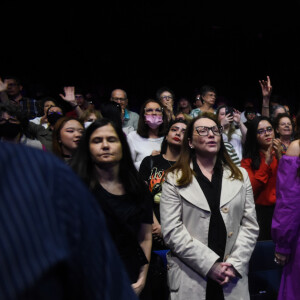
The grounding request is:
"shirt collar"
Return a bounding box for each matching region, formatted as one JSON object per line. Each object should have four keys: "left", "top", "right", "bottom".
{"left": 123, "top": 109, "right": 129, "bottom": 120}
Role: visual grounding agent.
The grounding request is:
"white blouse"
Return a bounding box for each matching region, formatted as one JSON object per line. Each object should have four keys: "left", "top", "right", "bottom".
{"left": 126, "top": 131, "right": 164, "bottom": 171}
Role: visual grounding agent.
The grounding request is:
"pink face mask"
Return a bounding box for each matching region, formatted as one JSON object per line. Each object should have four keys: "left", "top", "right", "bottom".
{"left": 145, "top": 115, "right": 163, "bottom": 129}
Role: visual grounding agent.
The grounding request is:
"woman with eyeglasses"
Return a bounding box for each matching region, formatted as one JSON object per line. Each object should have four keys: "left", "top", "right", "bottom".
{"left": 189, "top": 85, "right": 217, "bottom": 118}
{"left": 241, "top": 116, "right": 282, "bottom": 241}
{"left": 273, "top": 112, "right": 294, "bottom": 155}
{"left": 127, "top": 99, "right": 168, "bottom": 170}
{"left": 156, "top": 87, "right": 176, "bottom": 122}
{"left": 160, "top": 113, "right": 259, "bottom": 300}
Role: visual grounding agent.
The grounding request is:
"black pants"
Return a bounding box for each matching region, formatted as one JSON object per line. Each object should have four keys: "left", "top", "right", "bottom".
{"left": 255, "top": 204, "right": 275, "bottom": 241}
{"left": 206, "top": 278, "right": 224, "bottom": 300}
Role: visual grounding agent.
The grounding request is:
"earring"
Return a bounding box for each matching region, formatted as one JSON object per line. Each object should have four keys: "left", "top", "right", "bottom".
{"left": 190, "top": 145, "right": 194, "bottom": 149}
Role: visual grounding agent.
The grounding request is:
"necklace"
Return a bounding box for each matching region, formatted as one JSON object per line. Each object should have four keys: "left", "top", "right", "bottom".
{"left": 163, "top": 154, "right": 175, "bottom": 168}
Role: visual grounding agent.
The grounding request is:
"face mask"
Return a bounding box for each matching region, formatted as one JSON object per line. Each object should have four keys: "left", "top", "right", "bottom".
{"left": 145, "top": 115, "right": 163, "bottom": 129}
{"left": 84, "top": 121, "right": 93, "bottom": 128}
{"left": 0, "top": 122, "right": 21, "bottom": 139}
{"left": 47, "top": 113, "right": 62, "bottom": 126}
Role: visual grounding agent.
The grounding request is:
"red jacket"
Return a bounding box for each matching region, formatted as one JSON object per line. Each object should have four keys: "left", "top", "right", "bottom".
{"left": 241, "top": 153, "right": 278, "bottom": 206}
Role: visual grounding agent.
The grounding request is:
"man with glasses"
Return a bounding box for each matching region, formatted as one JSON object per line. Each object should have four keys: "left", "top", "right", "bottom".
{"left": 190, "top": 85, "right": 217, "bottom": 119}
{"left": 110, "top": 89, "right": 139, "bottom": 131}
{"left": 156, "top": 86, "right": 176, "bottom": 122}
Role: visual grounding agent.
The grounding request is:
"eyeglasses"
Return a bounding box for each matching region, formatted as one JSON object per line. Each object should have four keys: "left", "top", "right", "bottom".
{"left": 257, "top": 126, "right": 273, "bottom": 135}
{"left": 0, "top": 117, "right": 19, "bottom": 124}
{"left": 6, "top": 83, "right": 18, "bottom": 87}
{"left": 246, "top": 112, "right": 256, "bottom": 115}
{"left": 111, "top": 97, "right": 127, "bottom": 102}
{"left": 279, "top": 122, "right": 292, "bottom": 127}
{"left": 160, "top": 95, "right": 173, "bottom": 100}
{"left": 195, "top": 125, "right": 223, "bottom": 136}
{"left": 144, "top": 108, "right": 163, "bottom": 114}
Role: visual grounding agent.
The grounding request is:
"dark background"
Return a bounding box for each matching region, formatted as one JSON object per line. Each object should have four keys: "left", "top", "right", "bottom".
{"left": 2, "top": 1, "right": 300, "bottom": 114}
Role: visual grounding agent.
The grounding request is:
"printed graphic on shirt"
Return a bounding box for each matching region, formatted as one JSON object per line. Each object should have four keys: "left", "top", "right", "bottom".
{"left": 148, "top": 167, "right": 165, "bottom": 204}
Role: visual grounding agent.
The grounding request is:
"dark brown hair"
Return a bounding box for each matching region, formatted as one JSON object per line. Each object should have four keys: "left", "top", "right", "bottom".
{"left": 273, "top": 112, "right": 293, "bottom": 138}
{"left": 165, "top": 112, "right": 243, "bottom": 186}
{"left": 136, "top": 98, "right": 168, "bottom": 138}
{"left": 52, "top": 116, "right": 83, "bottom": 158}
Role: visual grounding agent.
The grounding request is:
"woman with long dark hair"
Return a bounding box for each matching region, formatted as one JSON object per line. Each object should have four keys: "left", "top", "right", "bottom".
{"left": 71, "top": 118, "right": 152, "bottom": 298}
{"left": 52, "top": 116, "right": 84, "bottom": 164}
{"left": 127, "top": 99, "right": 168, "bottom": 170}
{"left": 160, "top": 113, "right": 258, "bottom": 300}
{"left": 139, "top": 119, "right": 188, "bottom": 246}
{"left": 241, "top": 116, "right": 282, "bottom": 241}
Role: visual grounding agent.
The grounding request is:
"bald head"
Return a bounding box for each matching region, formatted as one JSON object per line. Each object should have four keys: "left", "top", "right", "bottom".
{"left": 110, "top": 89, "right": 128, "bottom": 110}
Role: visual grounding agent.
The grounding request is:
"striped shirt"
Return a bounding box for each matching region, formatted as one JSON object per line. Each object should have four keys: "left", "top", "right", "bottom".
{"left": 10, "top": 97, "right": 39, "bottom": 120}
{"left": 224, "top": 141, "right": 241, "bottom": 166}
{"left": 0, "top": 142, "right": 137, "bottom": 300}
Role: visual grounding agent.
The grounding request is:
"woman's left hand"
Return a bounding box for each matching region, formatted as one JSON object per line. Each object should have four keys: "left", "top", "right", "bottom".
{"left": 275, "top": 252, "right": 289, "bottom": 266}
{"left": 131, "top": 275, "right": 146, "bottom": 295}
{"left": 273, "top": 138, "right": 283, "bottom": 160}
{"left": 152, "top": 223, "right": 162, "bottom": 237}
{"left": 40, "top": 115, "right": 48, "bottom": 124}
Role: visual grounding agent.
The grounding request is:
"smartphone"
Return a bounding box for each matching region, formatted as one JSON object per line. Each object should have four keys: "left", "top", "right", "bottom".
{"left": 225, "top": 106, "right": 234, "bottom": 117}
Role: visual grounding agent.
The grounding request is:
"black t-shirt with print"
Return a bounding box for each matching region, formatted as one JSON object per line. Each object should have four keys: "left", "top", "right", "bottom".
{"left": 139, "top": 154, "right": 175, "bottom": 223}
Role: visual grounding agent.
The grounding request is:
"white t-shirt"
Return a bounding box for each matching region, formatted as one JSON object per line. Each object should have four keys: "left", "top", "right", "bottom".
{"left": 30, "top": 116, "right": 48, "bottom": 128}
{"left": 126, "top": 131, "right": 164, "bottom": 171}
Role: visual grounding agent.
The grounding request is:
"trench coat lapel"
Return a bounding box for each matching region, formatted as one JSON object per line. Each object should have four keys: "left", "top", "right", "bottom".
{"left": 220, "top": 168, "right": 243, "bottom": 207}
{"left": 177, "top": 172, "right": 211, "bottom": 212}
{"left": 175, "top": 166, "right": 242, "bottom": 211}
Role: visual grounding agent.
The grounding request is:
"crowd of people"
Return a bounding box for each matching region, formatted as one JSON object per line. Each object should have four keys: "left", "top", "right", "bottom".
{"left": 0, "top": 74, "right": 299, "bottom": 300}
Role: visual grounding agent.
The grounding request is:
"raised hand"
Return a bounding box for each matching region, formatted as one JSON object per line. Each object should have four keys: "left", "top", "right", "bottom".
{"left": 233, "top": 109, "right": 241, "bottom": 124}
{"left": 220, "top": 113, "right": 234, "bottom": 127}
{"left": 59, "top": 86, "right": 77, "bottom": 106}
{"left": 259, "top": 76, "right": 272, "bottom": 99}
{"left": 0, "top": 77, "right": 7, "bottom": 92}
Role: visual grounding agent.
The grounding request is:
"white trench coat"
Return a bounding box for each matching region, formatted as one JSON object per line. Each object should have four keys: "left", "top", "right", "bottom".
{"left": 160, "top": 166, "right": 259, "bottom": 300}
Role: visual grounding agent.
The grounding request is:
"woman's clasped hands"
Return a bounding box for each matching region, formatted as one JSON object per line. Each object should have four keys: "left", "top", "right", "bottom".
{"left": 207, "top": 262, "right": 237, "bottom": 286}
